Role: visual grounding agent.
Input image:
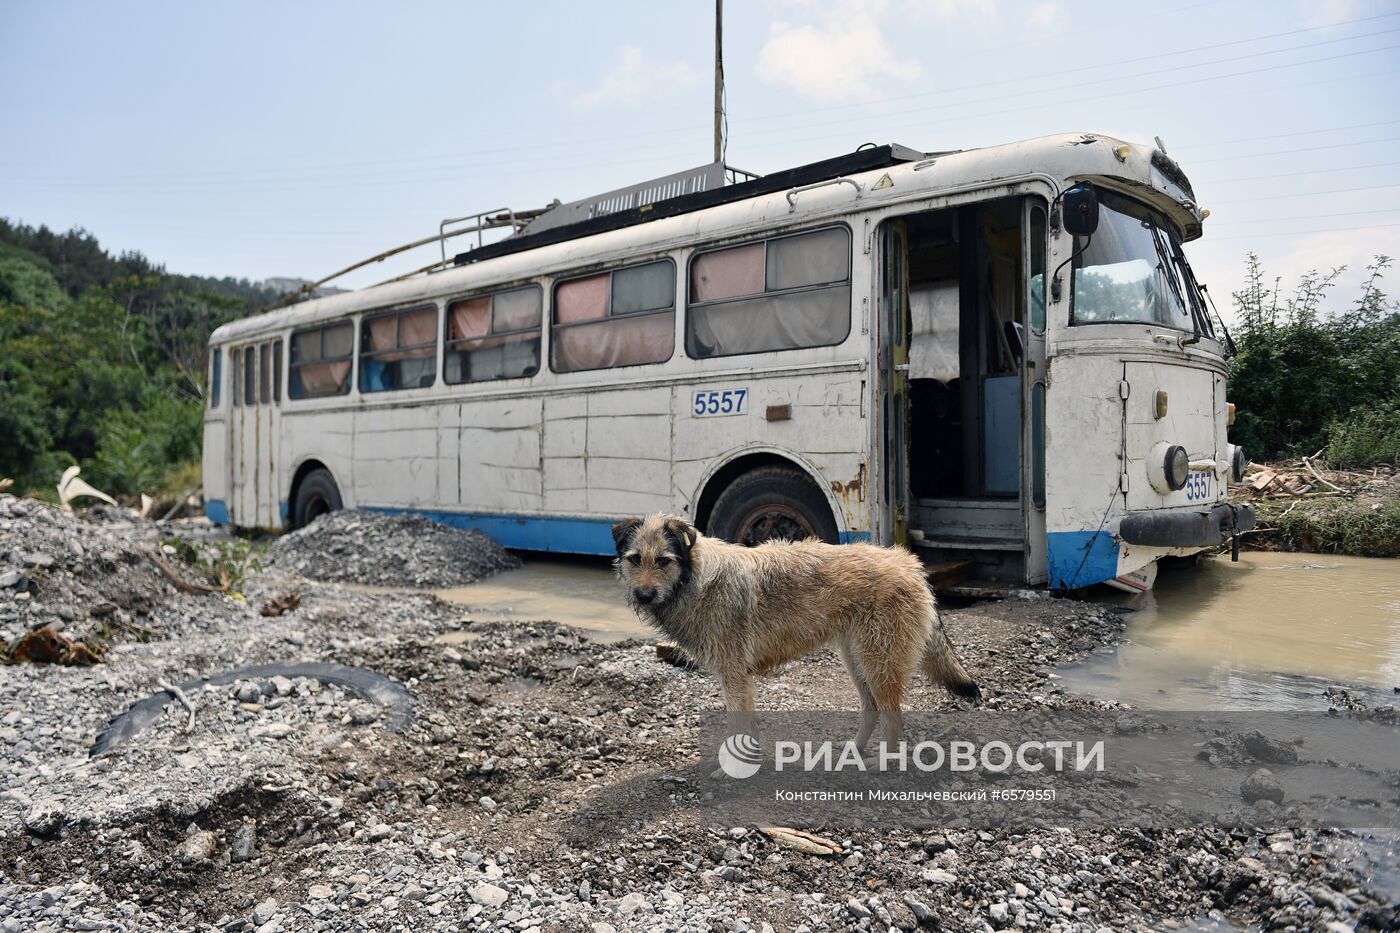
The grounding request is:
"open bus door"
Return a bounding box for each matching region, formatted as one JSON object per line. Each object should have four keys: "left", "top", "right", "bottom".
{"left": 1022, "top": 201, "right": 1049, "bottom": 584}
{"left": 882, "top": 219, "right": 911, "bottom": 547}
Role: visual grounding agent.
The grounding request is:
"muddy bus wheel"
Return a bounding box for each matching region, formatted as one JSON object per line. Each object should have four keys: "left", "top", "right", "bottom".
{"left": 292, "top": 468, "right": 342, "bottom": 529}
{"left": 709, "top": 466, "right": 838, "bottom": 546}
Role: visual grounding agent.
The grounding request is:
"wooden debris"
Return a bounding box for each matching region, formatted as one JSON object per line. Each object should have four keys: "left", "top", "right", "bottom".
{"left": 0, "top": 477, "right": 13, "bottom": 492}
{"left": 157, "top": 679, "right": 197, "bottom": 733}
{"left": 141, "top": 546, "right": 230, "bottom": 595}
{"left": 760, "top": 825, "right": 844, "bottom": 856}
{"left": 1235, "top": 457, "right": 1377, "bottom": 502}
{"left": 656, "top": 641, "right": 697, "bottom": 669}
{"left": 259, "top": 591, "right": 302, "bottom": 617}
{"left": 8, "top": 627, "right": 105, "bottom": 666}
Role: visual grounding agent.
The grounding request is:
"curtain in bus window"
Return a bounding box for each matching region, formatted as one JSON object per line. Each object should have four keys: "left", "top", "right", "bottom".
{"left": 449, "top": 297, "right": 492, "bottom": 340}
{"left": 555, "top": 274, "right": 609, "bottom": 323}
{"left": 687, "top": 287, "right": 850, "bottom": 359}
{"left": 492, "top": 287, "right": 541, "bottom": 331}
{"left": 243, "top": 347, "right": 257, "bottom": 405}
{"left": 272, "top": 341, "right": 282, "bottom": 403}
{"left": 290, "top": 331, "right": 318, "bottom": 363}
{"left": 209, "top": 348, "right": 222, "bottom": 408}
{"left": 690, "top": 243, "right": 764, "bottom": 302}
{"left": 553, "top": 310, "right": 674, "bottom": 372}
{"left": 322, "top": 323, "right": 353, "bottom": 359}
{"left": 231, "top": 349, "right": 241, "bottom": 406}
{"left": 612, "top": 262, "right": 673, "bottom": 315}
{"left": 297, "top": 360, "right": 352, "bottom": 395}
{"left": 766, "top": 228, "right": 850, "bottom": 291}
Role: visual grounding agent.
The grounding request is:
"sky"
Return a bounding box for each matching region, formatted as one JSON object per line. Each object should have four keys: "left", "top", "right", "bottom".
{"left": 3, "top": 0, "right": 1399, "bottom": 315}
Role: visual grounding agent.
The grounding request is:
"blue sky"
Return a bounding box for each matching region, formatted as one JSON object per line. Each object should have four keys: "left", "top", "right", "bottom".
{"left": 3, "top": 0, "right": 1398, "bottom": 312}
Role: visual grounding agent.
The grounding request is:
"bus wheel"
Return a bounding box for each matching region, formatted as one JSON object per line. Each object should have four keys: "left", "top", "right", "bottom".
{"left": 708, "top": 466, "right": 839, "bottom": 546}
{"left": 292, "top": 468, "right": 342, "bottom": 529}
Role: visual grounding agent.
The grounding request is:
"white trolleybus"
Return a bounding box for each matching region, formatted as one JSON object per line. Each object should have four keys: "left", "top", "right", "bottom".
{"left": 204, "top": 133, "right": 1255, "bottom": 592}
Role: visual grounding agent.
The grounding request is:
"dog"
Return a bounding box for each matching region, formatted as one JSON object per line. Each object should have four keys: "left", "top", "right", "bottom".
{"left": 612, "top": 514, "right": 981, "bottom": 752}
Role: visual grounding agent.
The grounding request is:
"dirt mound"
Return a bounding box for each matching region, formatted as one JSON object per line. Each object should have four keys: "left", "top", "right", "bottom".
{"left": 263, "top": 510, "right": 520, "bottom": 587}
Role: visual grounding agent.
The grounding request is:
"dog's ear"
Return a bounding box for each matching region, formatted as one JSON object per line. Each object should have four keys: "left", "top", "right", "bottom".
{"left": 611, "top": 518, "right": 642, "bottom": 556}
{"left": 663, "top": 517, "right": 697, "bottom": 558}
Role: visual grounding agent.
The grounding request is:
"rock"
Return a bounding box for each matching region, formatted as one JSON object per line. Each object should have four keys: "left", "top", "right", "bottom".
{"left": 367, "top": 823, "right": 392, "bottom": 841}
{"left": 990, "top": 902, "right": 1010, "bottom": 923}
{"left": 268, "top": 675, "right": 294, "bottom": 697}
{"left": 21, "top": 552, "right": 55, "bottom": 569}
{"left": 615, "top": 892, "right": 650, "bottom": 914}
{"left": 479, "top": 796, "right": 498, "bottom": 810}
{"left": 921, "top": 867, "right": 957, "bottom": 884}
{"left": 307, "top": 884, "right": 333, "bottom": 900}
{"left": 348, "top": 702, "right": 379, "bottom": 725}
{"left": 251, "top": 899, "right": 278, "bottom": 925}
{"left": 22, "top": 805, "right": 63, "bottom": 838}
{"left": 231, "top": 822, "right": 257, "bottom": 862}
{"left": 0, "top": 570, "right": 23, "bottom": 588}
{"left": 846, "top": 897, "right": 872, "bottom": 919}
{"left": 903, "top": 894, "right": 936, "bottom": 927}
{"left": 470, "top": 883, "right": 509, "bottom": 908}
{"left": 591, "top": 924, "right": 618, "bottom": 933}
{"left": 181, "top": 830, "right": 218, "bottom": 863}
{"left": 1242, "top": 731, "right": 1299, "bottom": 765}
{"left": 1241, "top": 768, "right": 1285, "bottom": 804}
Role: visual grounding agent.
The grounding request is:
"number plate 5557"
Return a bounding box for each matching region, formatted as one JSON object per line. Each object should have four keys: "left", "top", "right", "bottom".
{"left": 691, "top": 388, "right": 748, "bottom": 417}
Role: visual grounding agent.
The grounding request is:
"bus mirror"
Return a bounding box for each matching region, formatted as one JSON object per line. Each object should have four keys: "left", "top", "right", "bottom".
{"left": 1061, "top": 183, "right": 1099, "bottom": 236}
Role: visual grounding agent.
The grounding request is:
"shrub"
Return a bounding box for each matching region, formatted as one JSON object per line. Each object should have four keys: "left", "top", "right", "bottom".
{"left": 1325, "top": 403, "right": 1400, "bottom": 469}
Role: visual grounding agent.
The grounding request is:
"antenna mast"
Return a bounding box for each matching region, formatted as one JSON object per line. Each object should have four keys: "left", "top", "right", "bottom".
{"left": 714, "top": 0, "right": 724, "bottom": 164}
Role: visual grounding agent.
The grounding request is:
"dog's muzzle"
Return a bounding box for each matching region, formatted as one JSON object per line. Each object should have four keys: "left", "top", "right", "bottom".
{"left": 633, "top": 587, "right": 658, "bottom": 605}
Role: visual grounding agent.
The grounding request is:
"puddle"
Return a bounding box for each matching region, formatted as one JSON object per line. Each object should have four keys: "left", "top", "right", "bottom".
{"left": 431, "top": 555, "right": 650, "bottom": 644}
{"left": 1059, "top": 552, "right": 1400, "bottom": 710}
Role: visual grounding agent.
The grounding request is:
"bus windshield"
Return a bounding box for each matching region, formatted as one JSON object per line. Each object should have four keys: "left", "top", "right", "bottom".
{"left": 1071, "top": 189, "right": 1210, "bottom": 336}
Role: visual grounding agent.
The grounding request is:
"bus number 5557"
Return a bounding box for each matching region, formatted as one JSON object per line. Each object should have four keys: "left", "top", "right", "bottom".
{"left": 692, "top": 388, "right": 748, "bottom": 417}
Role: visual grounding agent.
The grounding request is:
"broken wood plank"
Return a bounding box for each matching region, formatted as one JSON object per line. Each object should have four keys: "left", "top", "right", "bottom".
{"left": 923, "top": 559, "right": 975, "bottom": 591}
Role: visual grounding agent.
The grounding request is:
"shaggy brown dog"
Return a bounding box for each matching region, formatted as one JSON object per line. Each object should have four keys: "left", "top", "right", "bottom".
{"left": 612, "top": 514, "right": 980, "bottom": 751}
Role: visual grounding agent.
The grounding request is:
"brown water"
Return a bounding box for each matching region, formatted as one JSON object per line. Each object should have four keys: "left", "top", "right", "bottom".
{"left": 1058, "top": 552, "right": 1400, "bottom": 710}
{"left": 432, "top": 556, "right": 651, "bottom": 643}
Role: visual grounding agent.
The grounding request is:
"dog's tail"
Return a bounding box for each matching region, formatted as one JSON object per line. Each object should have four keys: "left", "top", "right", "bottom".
{"left": 923, "top": 613, "right": 981, "bottom": 704}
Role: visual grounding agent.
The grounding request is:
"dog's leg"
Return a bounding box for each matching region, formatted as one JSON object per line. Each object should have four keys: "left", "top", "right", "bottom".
{"left": 713, "top": 673, "right": 757, "bottom": 779}
{"left": 839, "top": 640, "right": 880, "bottom": 753}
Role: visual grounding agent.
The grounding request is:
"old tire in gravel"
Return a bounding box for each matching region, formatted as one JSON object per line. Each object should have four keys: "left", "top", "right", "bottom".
{"left": 708, "top": 466, "right": 838, "bottom": 546}
{"left": 292, "top": 467, "right": 342, "bottom": 529}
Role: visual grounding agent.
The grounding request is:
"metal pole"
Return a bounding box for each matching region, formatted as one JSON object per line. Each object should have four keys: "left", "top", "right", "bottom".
{"left": 714, "top": 0, "right": 723, "bottom": 164}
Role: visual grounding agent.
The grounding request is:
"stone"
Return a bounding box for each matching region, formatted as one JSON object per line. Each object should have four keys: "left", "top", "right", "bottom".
{"left": 903, "top": 894, "right": 936, "bottom": 927}
{"left": 615, "top": 892, "right": 650, "bottom": 914}
{"left": 0, "top": 570, "right": 23, "bottom": 589}
{"left": 22, "top": 805, "right": 63, "bottom": 838}
{"left": 235, "top": 682, "right": 262, "bottom": 704}
{"left": 268, "top": 675, "right": 295, "bottom": 696}
{"left": 251, "top": 899, "right": 278, "bottom": 925}
{"left": 231, "top": 822, "right": 257, "bottom": 862}
{"left": 1242, "top": 731, "right": 1299, "bottom": 765}
{"left": 921, "top": 867, "right": 957, "bottom": 884}
{"left": 846, "top": 897, "right": 872, "bottom": 919}
{"left": 348, "top": 702, "right": 379, "bottom": 725}
{"left": 307, "top": 884, "right": 333, "bottom": 900}
{"left": 470, "top": 882, "right": 509, "bottom": 908}
{"left": 1241, "top": 768, "right": 1285, "bottom": 804}
{"left": 182, "top": 830, "right": 218, "bottom": 863}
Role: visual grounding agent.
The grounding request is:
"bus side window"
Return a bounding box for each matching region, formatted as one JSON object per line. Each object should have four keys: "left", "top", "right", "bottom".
{"left": 259, "top": 342, "right": 272, "bottom": 404}
{"left": 445, "top": 286, "right": 542, "bottom": 384}
{"left": 244, "top": 344, "right": 257, "bottom": 406}
{"left": 290, "top": 322, "right": 354, "bottom": 399}
{"left": 272, "top": 340, "right": 283, "bottom": 403}
{"left": 360, "top": 305, "right": 437, "bottom": 393}
{"left": 209, "top": 348, "right": 222, "bottom": 408}
{"left": 550, "top": 259, "right": 675, "bottom": 373}
{"left": 687, "top": 226, "right": 851, "bottom": 359}
{"left": 231, "top": 348, "right": 241, "bottom": 407}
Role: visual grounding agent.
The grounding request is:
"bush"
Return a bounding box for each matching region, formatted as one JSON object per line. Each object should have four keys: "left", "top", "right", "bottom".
{"left": 1325, "top": 403, "right": 1400, "bottom": 469}
{"left": 1229, "top": 255, "right": 1400, "bottom": 460}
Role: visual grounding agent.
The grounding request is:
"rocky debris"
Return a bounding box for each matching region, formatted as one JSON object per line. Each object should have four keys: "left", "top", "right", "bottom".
{"left": 263, "top": 510, "right": 520, "bottom": 587}
{"left": 1241, "top": 767, "right": 1287, "bottom": 804}
{"left": 0, "top": 507, "right": 1393, "bottom": 931}
{"left": 6, "top": 625, "right": 105, "bottom": 665}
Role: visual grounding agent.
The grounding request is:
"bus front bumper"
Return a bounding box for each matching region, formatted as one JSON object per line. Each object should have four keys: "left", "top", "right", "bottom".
{"left": 1118, "top": 502, "right": 1257, "bottom": 548}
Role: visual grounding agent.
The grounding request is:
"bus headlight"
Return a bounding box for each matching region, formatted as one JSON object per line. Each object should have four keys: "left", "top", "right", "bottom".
{"left": 1230, "top": 444, "right": 1247, "bottom": 483}
{"left": 1148, "top": 442, "right": 1191, "bottom": 493}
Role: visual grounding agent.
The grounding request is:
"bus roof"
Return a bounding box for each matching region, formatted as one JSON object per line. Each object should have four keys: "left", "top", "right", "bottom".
{"left": 211, "top": 132, "right": 1202, "bottom": 345}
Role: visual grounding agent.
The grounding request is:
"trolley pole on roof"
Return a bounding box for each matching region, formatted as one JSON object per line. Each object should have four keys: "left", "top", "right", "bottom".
{"left": 714, "top": 0, "right": 724, "bottom": 164}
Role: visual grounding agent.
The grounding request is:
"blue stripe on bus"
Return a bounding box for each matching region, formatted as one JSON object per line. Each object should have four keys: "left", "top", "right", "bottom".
{"left": 364, "top": 508, "right": 619, "bottom": 555}
{"left": 205, "top": 499, "right": 230, "bottom": 526}
{"left": 1046, "top": 530, "right": 1119, "bottom": 590}
{"left": 279, "top": 500, "right": 290, "bottom": 523}
{"left": 364, "top": 507, "right": 871, "bottom": 553}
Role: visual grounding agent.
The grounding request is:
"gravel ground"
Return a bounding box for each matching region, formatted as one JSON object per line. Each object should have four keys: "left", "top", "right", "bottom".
{"left": 2, "top": 495, "right": 1397, "bottom": 932}
{"left": 263, "top": 510, "right": 520, "bottom": 588}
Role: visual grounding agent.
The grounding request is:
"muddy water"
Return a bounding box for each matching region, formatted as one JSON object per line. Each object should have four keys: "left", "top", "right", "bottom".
{"left": 432, "top": 556, "right": 651, "bottom": 643}
{"left": 1058, "top": 552, "right": 1400, "bottom": 710}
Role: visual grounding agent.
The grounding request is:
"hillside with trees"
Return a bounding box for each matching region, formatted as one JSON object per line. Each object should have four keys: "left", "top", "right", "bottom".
{"left": 0, "top": 219, "right": 277, "bottom": 499}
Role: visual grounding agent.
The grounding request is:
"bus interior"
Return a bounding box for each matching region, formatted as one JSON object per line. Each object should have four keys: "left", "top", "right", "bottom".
{"left": 889, "top": 196, "right": 1038, "bottom": 583}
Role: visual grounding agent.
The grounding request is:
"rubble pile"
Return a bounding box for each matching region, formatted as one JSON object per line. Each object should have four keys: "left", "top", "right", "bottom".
{"left": 264, "top": 510, "right": 520, "bottom": 587}
{"left": 1236, "top": 458, "right": 1394, "bottom": 501}
{"left": 0, "top": 494, "right": 181, "bottom": 653}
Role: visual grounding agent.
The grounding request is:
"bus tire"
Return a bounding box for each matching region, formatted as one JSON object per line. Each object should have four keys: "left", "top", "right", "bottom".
{"left": 292, "top": 467, "right": 342, "bottom": 529}
{"left": 708, "top": 466, "right": 839, "bottom": 546}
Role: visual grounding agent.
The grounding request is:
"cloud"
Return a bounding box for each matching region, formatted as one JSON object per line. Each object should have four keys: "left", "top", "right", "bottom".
{"left": 756, "top": 5, "right": 922, "bottom": 102}
{"left": 569, "top": 46, "right": 699, "bottom": 110}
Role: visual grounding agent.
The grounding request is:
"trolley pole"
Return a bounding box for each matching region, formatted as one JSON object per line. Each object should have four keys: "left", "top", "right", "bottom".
{"left": 714, "top": 0, "right": 724, "bottom": 164}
